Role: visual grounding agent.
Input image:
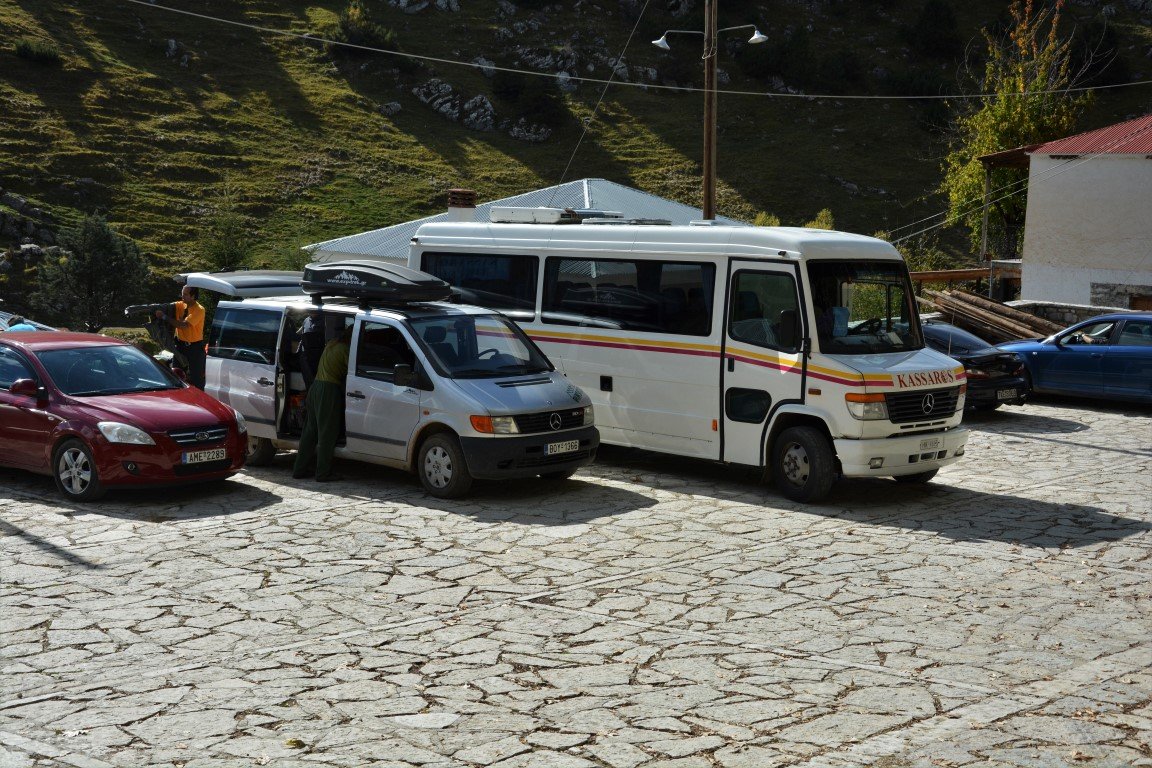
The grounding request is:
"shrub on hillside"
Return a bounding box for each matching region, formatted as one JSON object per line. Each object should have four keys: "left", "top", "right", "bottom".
{"left": 329, "top": 0, "right": 397, "bottom": 55}
{"left": 492, "top": 71, "right": 567, "bottom": 129}
{"left": 15, "top": 38, "right": 61, "bottom": 64}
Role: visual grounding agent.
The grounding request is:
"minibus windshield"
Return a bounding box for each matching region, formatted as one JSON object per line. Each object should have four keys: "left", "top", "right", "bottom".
{"left": 409, "top": 314, "right": 553, "bottom": 379}
{"left": 807, "top": 260, "right": 923, "bottom": 354}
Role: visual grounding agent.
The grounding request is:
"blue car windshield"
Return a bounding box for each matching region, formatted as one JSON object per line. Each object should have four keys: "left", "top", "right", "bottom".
{"left": 38, "top": 345, "right": 182, "bottom": 396}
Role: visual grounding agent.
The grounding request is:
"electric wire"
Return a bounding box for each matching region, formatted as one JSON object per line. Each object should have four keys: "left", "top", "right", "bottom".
{"left": 118, "top": 0, "right": 1152, "bottom": 102}
{"left": 890, "top": 125, "right": 1151, "bottom": 245}
{"left": 549, "top": 0, "right": 654, "bottom": 203}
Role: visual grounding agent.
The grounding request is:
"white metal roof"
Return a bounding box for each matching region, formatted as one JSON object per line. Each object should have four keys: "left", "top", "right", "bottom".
{"left": 411, "top": 223, "right": 900, "bottom": 262}
{"left": 304, "top": 179, "right": 747, "bottom": 263}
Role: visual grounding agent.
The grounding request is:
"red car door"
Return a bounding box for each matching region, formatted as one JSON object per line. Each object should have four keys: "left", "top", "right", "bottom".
{"left": 0, "top": 346, "right": 56, "bottom": 471}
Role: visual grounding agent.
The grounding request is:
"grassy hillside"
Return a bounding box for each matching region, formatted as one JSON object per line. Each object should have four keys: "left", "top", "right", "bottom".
{"left": 1, "top": 0, "right": 1149, "bottom": 298}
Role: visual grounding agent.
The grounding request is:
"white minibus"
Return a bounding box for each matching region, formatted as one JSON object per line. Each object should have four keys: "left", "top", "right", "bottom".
{"left": 409, "top": 209, "right": 969, "bottom": 502}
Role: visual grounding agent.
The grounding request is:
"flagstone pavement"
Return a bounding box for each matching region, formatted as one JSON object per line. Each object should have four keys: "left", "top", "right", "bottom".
{"left": 1, "top": 397, "right": 1149, "bottom": 768}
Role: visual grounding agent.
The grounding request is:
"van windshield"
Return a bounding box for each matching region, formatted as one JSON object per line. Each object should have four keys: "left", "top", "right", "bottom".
{"left": 807, "top": 260, "right": 923, "bottom": 354}
{"left": 409, "top": 314, "right": 553, "bottom": 379}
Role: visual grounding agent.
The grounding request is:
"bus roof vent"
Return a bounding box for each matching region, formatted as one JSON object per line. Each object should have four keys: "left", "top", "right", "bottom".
{"left": 489, "top": 207, "right": 624, "bottom": 224}
{"left": 582, "top": 217, "right": 672, "bottom": 226}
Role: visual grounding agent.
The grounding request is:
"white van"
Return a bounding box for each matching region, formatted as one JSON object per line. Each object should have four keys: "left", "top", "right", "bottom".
{"left": 190, "top": 262, "right": 598, "bottom": 498}
{"left": 409, "top": 210, "right": 969, "bottom": 502}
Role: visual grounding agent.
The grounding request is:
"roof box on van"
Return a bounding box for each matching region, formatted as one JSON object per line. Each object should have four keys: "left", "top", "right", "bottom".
{"left": 302, "top": 260, "right": 452, "bottom": 303}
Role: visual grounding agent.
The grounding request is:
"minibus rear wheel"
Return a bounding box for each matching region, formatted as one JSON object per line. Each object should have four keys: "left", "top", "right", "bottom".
{"left": 418, "top": 433, "right": 473, "bottom": 499}
{"left": 773, "top": 426, "right": 834, "bottom": 503}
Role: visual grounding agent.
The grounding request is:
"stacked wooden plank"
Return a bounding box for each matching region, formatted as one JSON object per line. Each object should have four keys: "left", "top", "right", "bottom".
{"left": 919, "top": 289, "right": 1064, "bottom": 342}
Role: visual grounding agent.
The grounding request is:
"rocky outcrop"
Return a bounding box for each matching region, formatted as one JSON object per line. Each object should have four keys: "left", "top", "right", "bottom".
{"left": 0, "top": 189, "right": 56, "bottom": 247}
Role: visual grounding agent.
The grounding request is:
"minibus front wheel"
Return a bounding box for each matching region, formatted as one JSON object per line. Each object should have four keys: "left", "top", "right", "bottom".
{"left": 773, "top": 426, "right": 835, "bottom": 503}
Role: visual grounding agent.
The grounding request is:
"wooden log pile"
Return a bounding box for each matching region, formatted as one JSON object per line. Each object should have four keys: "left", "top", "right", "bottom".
{"left": 919, "top": 289, "right": 1064, "bottom": 342}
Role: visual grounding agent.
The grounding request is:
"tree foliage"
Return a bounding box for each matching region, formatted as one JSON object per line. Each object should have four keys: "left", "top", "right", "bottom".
{"left": 199, "top": 181, "right": 253, "bottom": 271}
{"left": 803, "top": 208, "right": 835, "bottom": 230}
{"left": 32, "top": 216, "right": 148, "bottom": 332}
{"left": 940, "top": 0, "right": 1090, "bottom": 260}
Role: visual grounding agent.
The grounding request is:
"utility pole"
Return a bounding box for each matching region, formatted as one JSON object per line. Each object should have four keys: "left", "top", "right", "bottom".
{"left": 702, "top": 0, "right": 718, "bottom": 220}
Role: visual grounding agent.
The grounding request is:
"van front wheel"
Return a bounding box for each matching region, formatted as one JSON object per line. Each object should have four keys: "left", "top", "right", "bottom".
{"left": 773, "top": 426, "right": 835, "bottom": 503}
{"left": 418, "top": 434, "right": 473, "bottom": 499}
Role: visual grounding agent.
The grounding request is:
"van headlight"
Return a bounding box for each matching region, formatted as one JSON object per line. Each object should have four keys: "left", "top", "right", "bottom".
{"left": 582, "top": 405, "right": 594, "bottom": 426}
{"left": 97, "top": 422, "right": 156, "bottom": 445}
{"left": 845, "top": 393, "right": 889, "bottom": 420}
{"left": 232, "top": 408, "right": 247, "bottom": 435}
{"left": 470, "top": 415, "right": 520, "bottom": 434}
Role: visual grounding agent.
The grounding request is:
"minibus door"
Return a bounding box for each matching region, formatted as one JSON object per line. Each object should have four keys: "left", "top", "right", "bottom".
{"left": 721, "top": 264, "right": 805, "bottom": 467}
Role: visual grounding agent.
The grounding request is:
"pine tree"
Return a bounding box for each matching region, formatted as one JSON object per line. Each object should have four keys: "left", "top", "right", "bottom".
{"left": 32, "top": 215, "right": 148, "bottom": 332}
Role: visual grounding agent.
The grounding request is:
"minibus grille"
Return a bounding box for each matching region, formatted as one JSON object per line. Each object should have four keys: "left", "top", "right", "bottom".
{"left": 884, "top": 387, "right": 961, "bottom": 423}
{"left": 168, "top": 425, "right": 228, "bottom": 445}
{"left": 513, "top": 408, "right": 586, "bottom": 434}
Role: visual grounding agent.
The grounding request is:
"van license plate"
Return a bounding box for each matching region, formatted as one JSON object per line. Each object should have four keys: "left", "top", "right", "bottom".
{"left": 996, "top": 387, "right": 1017, "bottom": 401}
{"left": 919, "top": 438, "right": 941, "bottom": 451}
{"left": 546, "top": 440, "right": 580, "bottom": 456}
{"left": 183, "top": 448, "right": 226, "bottom": 464}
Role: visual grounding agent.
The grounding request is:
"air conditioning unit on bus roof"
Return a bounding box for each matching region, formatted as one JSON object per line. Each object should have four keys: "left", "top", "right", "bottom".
{"left": 489, "top": 207, "right": 624, "bottom": 224}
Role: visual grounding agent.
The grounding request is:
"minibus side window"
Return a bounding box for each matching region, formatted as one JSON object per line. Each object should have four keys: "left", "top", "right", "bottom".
{"left": 421, "top": 252, "right": 537, "bottom": 316}
{"left": 543, "top": 257, "right": 715, "bottom": 335}
{"left": 727, "top": 271, "right": 800, "bottom": 352}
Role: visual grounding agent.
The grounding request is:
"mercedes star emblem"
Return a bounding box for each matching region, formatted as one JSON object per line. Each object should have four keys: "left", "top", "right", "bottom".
{"left": 921, "top": 394, "right": 936, "bottom": 414}
{"left": 549, "top": 413, "right": 563, "bottom": 430}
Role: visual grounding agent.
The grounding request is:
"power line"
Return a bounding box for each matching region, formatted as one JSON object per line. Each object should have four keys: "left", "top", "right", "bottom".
{"left": 119, "top": 0, "right": 1152, "bottom": 102}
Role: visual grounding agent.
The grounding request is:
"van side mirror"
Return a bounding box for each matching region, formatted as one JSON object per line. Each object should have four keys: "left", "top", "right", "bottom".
{"left": 394, "top": 364, "right": 417, "bottom": 387}
{"left": 10, "top": 378, "right": 45, "bottom": 401}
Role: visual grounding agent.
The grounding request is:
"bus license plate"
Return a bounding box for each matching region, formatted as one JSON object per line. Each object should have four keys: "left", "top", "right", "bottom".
{"left": 183, "top": 448, "right": 226, "bottom": 464}
{"left": 919, "top": 438, "right": 941, "bottom": 451}
{"left": 546, "top": 440, "right": 580, "bottom": 456}
{"left": 996, "top": 388, "right": 1017, "bottom": 401}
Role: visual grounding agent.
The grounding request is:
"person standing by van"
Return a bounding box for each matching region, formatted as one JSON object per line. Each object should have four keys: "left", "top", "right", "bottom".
{"left": 293, "top": 324, "right": 352, "bottom": 482}
{"left": 156, "top": 285, "right": 206, "bottom": 389}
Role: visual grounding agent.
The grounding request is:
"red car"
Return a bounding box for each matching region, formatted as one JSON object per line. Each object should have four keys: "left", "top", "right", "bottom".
{"left": 0, "top": 332, "right": 247, "bottom": 501}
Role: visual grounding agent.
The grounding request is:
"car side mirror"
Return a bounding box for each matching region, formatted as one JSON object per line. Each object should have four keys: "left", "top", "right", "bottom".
{"left": 393, "top": 363, "right": 417, "bottom": 388}
{"left": 9, "top": 378, "right": 45, "bottom": 401}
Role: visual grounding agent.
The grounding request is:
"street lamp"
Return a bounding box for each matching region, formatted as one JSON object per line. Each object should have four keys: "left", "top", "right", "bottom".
{"left": 653, "top": 2, "right": 766, "bottom": 220}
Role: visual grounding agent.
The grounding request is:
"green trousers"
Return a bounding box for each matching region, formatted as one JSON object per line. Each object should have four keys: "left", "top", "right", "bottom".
{"left": 293, "top": 380, "right": 343, "bottom": 478}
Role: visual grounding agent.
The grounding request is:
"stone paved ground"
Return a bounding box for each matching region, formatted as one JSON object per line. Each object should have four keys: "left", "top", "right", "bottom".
{"left": 1, "top": 397, "right": 1149, "bottom": 768}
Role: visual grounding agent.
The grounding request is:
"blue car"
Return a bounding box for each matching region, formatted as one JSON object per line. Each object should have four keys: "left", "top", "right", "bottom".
{"left": 998, "top": 312, "right": 1152, "bottom": 404}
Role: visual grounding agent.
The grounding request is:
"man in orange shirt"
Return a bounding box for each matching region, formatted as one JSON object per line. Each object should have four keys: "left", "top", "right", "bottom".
{"left": 156, "top": 284, "right": 206, "bottom": 389}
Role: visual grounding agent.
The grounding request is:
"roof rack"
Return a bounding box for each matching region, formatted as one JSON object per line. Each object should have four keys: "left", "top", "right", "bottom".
{"left": 302, "top": 260, "right": 452, "bottom": 307}
{"left": 582, "top": 217, "right": 672, "bottom": 226}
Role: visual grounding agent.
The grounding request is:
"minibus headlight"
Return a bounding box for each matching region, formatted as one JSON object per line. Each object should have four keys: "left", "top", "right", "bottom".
{"left": 470, "top": 415, "right": 520, "bottom": 434}
{"left": 583, "top": 405, "right": 594, "bottom": 426}
{"left": 97, "top": 421, "right": 156, "bottom": 445}
{"left": 845, "top": 393, "right": 888, "bottom": 420}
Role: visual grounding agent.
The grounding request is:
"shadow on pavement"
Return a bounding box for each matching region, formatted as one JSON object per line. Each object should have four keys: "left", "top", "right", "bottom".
{"left": 0, "top": 468, "right": 283, "bottom": 522}
{"left": 0, "top": 518, "right": 104, "bottom": 569}
{"left": 589, "top": 446, "right": 1150, "bottom": 548}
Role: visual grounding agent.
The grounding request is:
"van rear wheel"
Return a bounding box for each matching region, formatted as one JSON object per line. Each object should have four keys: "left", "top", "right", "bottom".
{"left": 418, "top": 434, "right": 473, "bottom": 499}
{"left": 246, "top": 436, "right": 276, "bottom": 466}
{"left": 773, "top": 426, "right": 835, "bottom": 503}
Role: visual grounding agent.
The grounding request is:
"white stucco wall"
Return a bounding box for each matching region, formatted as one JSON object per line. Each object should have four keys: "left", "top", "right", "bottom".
{"left": 1020, "top": 153, "right": 1152, "bottom": 305}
